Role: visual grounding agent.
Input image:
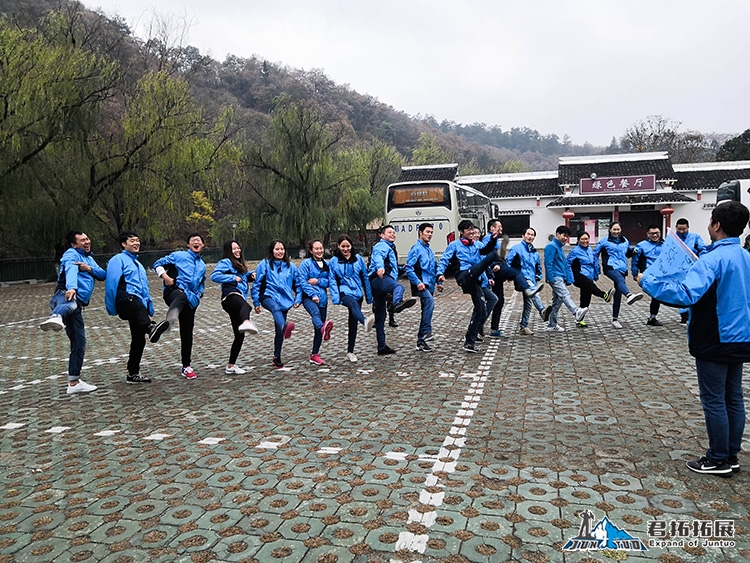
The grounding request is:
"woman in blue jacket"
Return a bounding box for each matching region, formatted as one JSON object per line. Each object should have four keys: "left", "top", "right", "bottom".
{"left": 298, "top": 239, "right": 334, "bottom": 366}
{"left": 329, "top": 234, "right": 374, "bottom": 363}
{"left": 210, "top": 241, "right": 258, "bottom": 375}
{"left": 251, "top": 240, "right": 301, "bottom": 368}
{"left": 568, "top": 231, "right": 613, "bottom": 326}
{"left": 505, "top": 228, "right": 549, "bottom": 335}
{"left": 596, "top": 222, "right": 643, "bottom": 329}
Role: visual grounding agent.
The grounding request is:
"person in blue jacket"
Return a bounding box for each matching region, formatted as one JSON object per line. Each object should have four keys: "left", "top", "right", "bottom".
{"left": 543, "top": 225, "right": 588, "bottom": 332}
{"left": 40, "top": 231, "right": 106, "bottom": 394}
{"left": 675, "top": 218, "right": 707, "bottom": 324}
{"left": 329, "top": 235, "right": 373, "bottom": 363}
{"left": 405, "top": 223, "right": 441, "bottom": 352}
{"left": 596, "top": 221, "right": 643, "bottom": 329}
{"left": 105, "top": 231, "right": 169, "bottom": 384}
{"left": 567, "top": 231, "right": 612, "bottom": 327}
{"left": 251, "top": 239, "right": 301, "bottom": 369}
{"left": 298, "top": 239, "right": 334, "bottom": 366}
{"left": 632, "top": 224, "right": 665, "bottom": 326}
{"left": 210, "top": 240, "right": 258, "bottom": 375}
{"left": 153, "top": 233, "right": 207, "bottom": 380}
{"left": 506, "top": 227, "right": 550, "bottom": 335}
{"left": 483, "top": 219, "right": 512, "bottom": 339}
{"left": 472, "top": 227, "right": 498, "bottom": 340}
{"left": 639, "top": 201, "right": 750, "bottom": 477}
{"left": 368, "top": 225, "right": 416, "bottom": 356}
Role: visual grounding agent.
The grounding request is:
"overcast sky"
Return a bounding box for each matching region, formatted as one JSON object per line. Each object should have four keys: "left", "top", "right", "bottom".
{"left": 84, "top": 0, "right": 750, "bottom": 147}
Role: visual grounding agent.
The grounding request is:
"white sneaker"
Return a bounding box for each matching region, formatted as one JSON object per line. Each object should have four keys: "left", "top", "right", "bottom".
{"left": 67, "top": 380, "right": 97, "bottom": 394}
{"left": 40, "top": 315, "right": 65, "bottom": 332}
{"left": 523, "top": 283, "right": 544, "bottom": 298}
{"left": 347, "top": 353, "right": 358, "bottom": 362}
{"left": 519, "top": 327, "right": 534, "bottom": 335}
{"left": 626, "top": 293, "right": 644, "bottom": 305}
{"left": 238, "top": 319, "right": 259, "bottom": 334}
{"left": 225, "top": 365, "right": 246, "bottom": 375}
{"left": 612, "top": 320, "right": 623, "bottom": 329}
{"left": 575, "top": 307, "right": 589, "bottom": 322}
{"left": 365, "top": 314, "right": 375, "bottom": 332}
{"left": 546, "top": 325, "right": 565, "bottom": 332}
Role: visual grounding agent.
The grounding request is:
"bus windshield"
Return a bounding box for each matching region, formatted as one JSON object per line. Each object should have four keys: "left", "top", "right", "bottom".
{"left": 387, "top": 183, "right": 451, "bottom": 211}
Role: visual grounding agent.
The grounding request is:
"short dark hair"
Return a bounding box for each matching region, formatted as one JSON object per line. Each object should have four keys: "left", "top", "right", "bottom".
{"left": 576, "top": 230, "right": 588, "bottom": 239}
{"left": 487, "top": 219, "right": 501, "bottom": 230}
{"left": 66, "top": 230, "right": 84, "bottom": 247}
{"left": 457, "top": 219, "right": 474, "bottom": 232}
{"left": 307, "top": 238, "right": 324, "bottom": 257}
{"left": 675, "top": 218, "right": 689, "bottom": 227}
{"left": 555, "top": 225, "right": 571, "bottom": 236}
{"left": 186, "top": 232, "right": 205, "bottom": 244}
{"left": 378, "top": 224, "right": 395, "bottom": 236}
{"left": 524, "top": 227, "right": 537, "bottom": 237}
{"left": 711, "top": 201, "right": 750, "bottom": 237}
{"left": 418, "top": 223, "right": 433, "bottom": 234}
{"left": 646, "top": 224, "right": 661, "bottom": 232}
{"left": 118, "top": 230, "right": 139, "bottom": 246}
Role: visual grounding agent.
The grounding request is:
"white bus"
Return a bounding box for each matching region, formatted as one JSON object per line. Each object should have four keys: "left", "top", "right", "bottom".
{"left": 385, "top": 180, "right": 495, "bottom": 264}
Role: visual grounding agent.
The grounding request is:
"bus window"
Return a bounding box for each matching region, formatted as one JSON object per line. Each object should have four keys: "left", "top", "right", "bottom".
{"left": 387, "top": 184, "right": 451, "bottom": 211}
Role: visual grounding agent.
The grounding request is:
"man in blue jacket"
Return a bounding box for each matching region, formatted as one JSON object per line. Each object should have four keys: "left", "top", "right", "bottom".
{"left": 153, "top": 233, "right": 207, "bottom": 380}
{"left": 368, "top": 225, "right": 416, "bottom": 355}
{"left": 632, "top": 225, "right": 665, "bottom": 326}
{"left": 639, "top": 201, "right": 750, "bottom": 477}
{"left": 543, "top": 225, "right": 588, "bottom": 332}
{"left": 675, "top": 218, "right": 707, "bottom": 324}
{"left": 40, "top": 231, "right": 106, "bottom": 394}
{"left": 405, "top": 223, "right": 441, "bottom": 352}
{"left": 105, "top": 231, "right": 169, "bottom": 384}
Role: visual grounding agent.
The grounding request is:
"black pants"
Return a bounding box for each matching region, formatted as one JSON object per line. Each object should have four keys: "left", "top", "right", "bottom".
{"left": 116, "top": 296, "right": 151, "bottom": 376}
{"left": 573, "top": 273, "right": 606, "bottom": 308}
{"left": 164, "top": 287, "right": 197, "bottom": 367}
{"left": 490, "top": 276, "right": 505, "bottom": 331}
{"left": 650, "top": 298, "right": 661, "bottom": 316}
{"left": 221, "top": 293, "right": 253, "bottom": 364}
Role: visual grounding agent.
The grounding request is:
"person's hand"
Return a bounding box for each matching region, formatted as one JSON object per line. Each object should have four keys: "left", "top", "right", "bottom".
{"left": 377, "top": 268, "right": 385, "bottom": 279}
{"left": 254, "top": 306, "right": 261, "bottom": 314}
{"left": 162, "top": 275, "right": 175, "bottom": 286}
{"left": 308, "top": 278, "right": 318, "bottom": 285}
{"left": 74, "top": 261, "right": 91, "bottom": 273}
{"left": 489, "top": 279, "right": 495, "bottom": 287}
{"left": 235, "top": 276, "right": 242, "bottom": 283}
{"left": 417, "top": 282, "right": 425, "bottom": 291}
{"left": 437, "top": 275, "right": 446, "bottom": 283}
{"left": 492, "top": 265, "right": 500, "bottom": 272}
{"left": 437, "top": 283, "right": 444, "bottom": 293}
{"left": 65, "top": 288, "right": 77, "bottom": 301}
{"left": 313, "top": 296, "right": 320, "bottom": 303}
{"left": 293, "top": 302, "right": 300, "bottom": 308}
{"left": 635, "top": 273, "right": 644, "bottom": 284}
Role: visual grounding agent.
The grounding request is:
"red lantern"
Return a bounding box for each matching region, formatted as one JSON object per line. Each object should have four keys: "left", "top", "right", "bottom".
{"left": 562, "top": 208, "right": 575, "bottom": 227}
{"left": 660, "top": 205, "right": 675, "bottom": 229}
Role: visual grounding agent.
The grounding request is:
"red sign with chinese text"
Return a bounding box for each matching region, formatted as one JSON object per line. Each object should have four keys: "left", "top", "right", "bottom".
{"left": 580, "top": 175, "right": 656, "bottom": 194}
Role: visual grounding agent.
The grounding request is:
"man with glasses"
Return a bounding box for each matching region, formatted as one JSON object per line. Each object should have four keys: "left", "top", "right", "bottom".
{"left": 632, "top": 224, "right": 665, "bottom": 326}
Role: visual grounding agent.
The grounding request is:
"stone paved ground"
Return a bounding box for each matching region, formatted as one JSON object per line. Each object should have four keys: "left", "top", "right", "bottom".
{"left": 0, "top": 269, "right": 748, "bottom": 563}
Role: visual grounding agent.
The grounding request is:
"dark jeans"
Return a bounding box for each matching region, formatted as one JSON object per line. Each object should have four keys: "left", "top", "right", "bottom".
{"left": 604, "top": 270, "right": 629, "bottom": 319}
{"left": 164, "top": 287, "right": 196, "bottom": 367}
{"left": 261, "top": 297, "right": 289, "bottom": 359}
{"left": 116, "top": 296, "right": 151, "bottom": 376}
{"left": 573, "top": 273, "right": 606, "bottom": 309}
{"left": 50, "top": 290, "right": 86, "bottom": 381}
{"left": 221, "top": 293, "right": 252, "bottom": 364}
{"left": 371, "top": 276, "right": 403, "bottom": 351}
{"left": 695, "top": 360, "right": 745, "bottom": 463}
{"left": 302, "top": 298, "right": 327, "bottom": 355}
{"left": 490, "top": 276, "right": 505, "bottom": 331}
{"left": 339, "top": 295, "right": 364, "bottom": 353}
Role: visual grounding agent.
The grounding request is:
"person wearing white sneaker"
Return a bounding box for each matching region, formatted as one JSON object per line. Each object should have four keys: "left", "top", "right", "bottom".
{"left": 67, "top": 379, "right": 97, "bottom": 394}
{"left": 568, "top": 231, "right": 613, "bottom": 319}
{"left": 506, "top": 228, "right": 549, "bottom": 334}
{"left": 329, "top": 235, "right": 373, "bottom": 362}
{"left": 43, "top": 231, "right": 106, "bottom": 392}
{"left": 299, "top": 240, "right": 333, "bottom": 367}
{"left": 211, "top": 240, "right": 258, "bottom": 375}
{"left": 544, "top": 226, "right": 587, "bottom": 331}
{"left": 596, "top": 221, "right": 642, "bottom": 328}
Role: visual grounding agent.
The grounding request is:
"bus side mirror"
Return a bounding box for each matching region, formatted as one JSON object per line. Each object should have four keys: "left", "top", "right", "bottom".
{"left": 716, "top": 180, "right": 741, "bottom": 205}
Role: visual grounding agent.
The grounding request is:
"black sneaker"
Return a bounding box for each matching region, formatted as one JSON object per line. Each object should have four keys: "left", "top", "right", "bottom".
{"left": 540, "top": 306, "right": 553, "bottom": 322}
{"left": 148, "top": 320, "right": 170, "bottom": 343}
{"left": 389, "top": 319, "right": 399, "bottom": 328}
{"left": 377, "top": 346, "right": 397, "bottom": 355}
{"left": 463, "top": 342, "right": 481, "bottom": 353}
{"left": 416, "top": 341, "right": 432, "bottom": 352}
{"left": 646, "top": 317, "right": 664, "bottom": 326}
{"left": 686, "top": 456, "right": 732, "bottom": 477}
{"left": 126, "top": 374, "right": 152, "bottom": 384}
{"left": 392, "top": 298, "right": 417, "bottom": 314}
{"left": 728, "top": 456, "right": 740, "bottom": 473}
{"left": 272, "top": 356, "right": 284, "bottom": 369}
{"left": 680, "top": 312, "right": 689, "bottom": 324}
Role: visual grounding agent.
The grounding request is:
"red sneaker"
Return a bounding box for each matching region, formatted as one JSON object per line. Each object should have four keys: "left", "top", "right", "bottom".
{"left": 321, "top": 320, "right": 334, "bottom": 341}
{"left": 283, "top": 322, "right": 295, "bottom": 339}
{"left": 309, "top": 354, "right": 324, "bottom": 366}
{"left": 181, "top": 366, "right": 197, "bottom": 379}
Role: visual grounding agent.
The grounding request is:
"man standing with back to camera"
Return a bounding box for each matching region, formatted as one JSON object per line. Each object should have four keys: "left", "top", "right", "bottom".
{"left": 639, "top": 201, "right": 750, "bottom": 477}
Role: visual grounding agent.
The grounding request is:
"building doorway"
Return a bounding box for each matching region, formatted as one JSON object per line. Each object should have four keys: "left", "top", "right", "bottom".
{"left": 618, "top": 210, "right": 663, "bottom": 243}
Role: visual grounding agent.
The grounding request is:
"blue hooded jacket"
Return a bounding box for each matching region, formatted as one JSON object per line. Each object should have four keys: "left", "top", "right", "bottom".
{"left": 105, "top": 251, "right": 154, "bottom": 316}
{"left": 506, "top": 242, "right": 542, "bottom": 284}
{"left": 567, "top": 244, "right": 600, "bottom": 281}
{"left": 640, "top": 237, "right": 750, "bottom": 362}
{"left": 368, "top": 239, "right": 398, "bottom": 281}
{"left": 329, "top": 254, "right": 372, "bottom": 304}
{"left": 210, "top": 258, "right": 254, "bottom": 300}
{"left": 596, "top": 234, "right": 634, "bottom": 274}
{"left": 544, "top": 238, "right": 573, "bottom": 284}
{"left": 677, "top": 231, "right": 707, "bottom": 255}
{"left": 297, "top": 258, "right": 330, "bottom": 307}
{"left": 55, "top": 247, "right": 106, "bottom": 305}
{"left": 153, "top": 250, "right": 206, "bottom": 309}
{"left": 631, "top": 238, "right": 664, "bottom": 277}
{"left": 251, "top": 259, "right": 301, "bottom": 310}
{"left": 405, "top": 239, "right": 437, "bottom": 294}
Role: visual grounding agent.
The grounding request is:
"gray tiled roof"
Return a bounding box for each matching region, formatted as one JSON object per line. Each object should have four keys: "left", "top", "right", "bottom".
{"left": 558, "top": 154, "right": 675, "bottom": 185}
{"left": 547, "top": 192, "right": 695, "bottom": 208}
{"left": 460, "top": 178, "right": 561, "bottom": 198}
{"left": 672, "top": 166, "right": 750, "bottom": 191}
{"left": 396, "top": 164, "right": 458, "bottom": 183}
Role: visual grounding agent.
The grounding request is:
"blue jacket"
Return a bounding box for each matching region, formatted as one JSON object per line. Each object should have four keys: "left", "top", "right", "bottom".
{"left": 596, "top": 235, "right": 634, "bottom": 274}
{"left": 210, "top": 258, "right": 254, "bottom": 300}
{"left": 105, "top": 251, "right": 154, "bottom": 316}
{"left": 405, "top": 239, "right": 437, "bottom": 294}
{"left": 544, "top": 238, "right": 573, "bottom": 284}
{"left": 631, "top": 238, "right": 664, "bottom": 277}
{"left": 55, "top": 247, "right": 106, "bottom": 306}
{"left": 437, "top": 236, "right": 497, "bottom": 277}
{"left": 251, "top": 259, "right": 300, "bottom": 310}
{"left": 329, "top": 255, "right": 372, "bottom": 304}
{"left": 640, "top": 237, "right": 750, "bottom": 362}
{"left": 567, "top": 244, "right": 600, "bottom": 281}
{"left": 506, "top": 242, "right": 542, "bottom": 283}
{"left": 677, "top": 231, "right": 707, "bottom": 255}
{"left": 368, "top": 240, "right": 398, "bottom": 281}
{"left": 153, "top": 250, "right": 206, "bottom": 309}
{"left": 297, "top": 258, "right": 330, "bottom": 307}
